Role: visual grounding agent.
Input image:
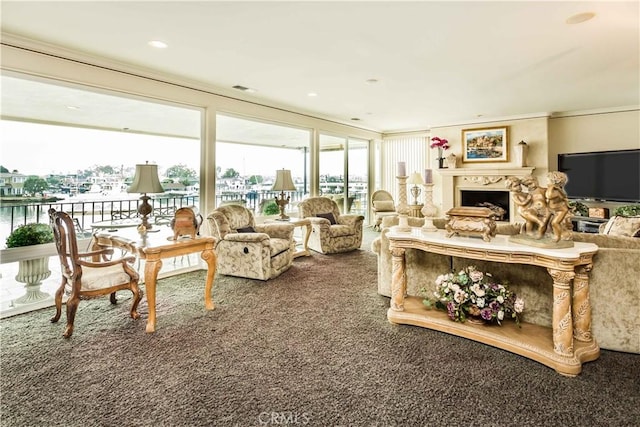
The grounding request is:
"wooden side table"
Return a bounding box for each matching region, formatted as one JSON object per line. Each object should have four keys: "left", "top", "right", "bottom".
{"left": 265, "top": 217, "right": 312, "bottom": 258}
{"left": 92, "top": 229, "right": 217, "bottom": 333}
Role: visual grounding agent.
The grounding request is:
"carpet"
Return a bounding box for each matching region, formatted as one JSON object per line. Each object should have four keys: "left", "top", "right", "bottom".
{"left": 1, "top": 228, "right": 639, "bottom": 426}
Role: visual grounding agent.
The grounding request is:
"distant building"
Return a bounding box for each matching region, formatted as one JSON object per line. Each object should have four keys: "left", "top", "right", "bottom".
{"left": 0, "top": 172, "right": 26, "bottom": 196}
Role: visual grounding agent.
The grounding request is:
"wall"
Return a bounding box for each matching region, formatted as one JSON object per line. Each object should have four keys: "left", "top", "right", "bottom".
{"left": 549, "top": 109, "right": 640, "bottom": 211}
{"left": 548, "top": 109, "right": 640, "bottom": 170}
{"left": 428, "top": 116, "right": 549, "bottom": 211}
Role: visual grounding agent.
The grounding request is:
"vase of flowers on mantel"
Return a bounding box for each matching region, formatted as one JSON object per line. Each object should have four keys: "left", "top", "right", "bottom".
{"left": 421, "top": 265, "right": 525, "bottom": 325}
{"left": 430, "top": 136, "right": 450, "bottom": 169}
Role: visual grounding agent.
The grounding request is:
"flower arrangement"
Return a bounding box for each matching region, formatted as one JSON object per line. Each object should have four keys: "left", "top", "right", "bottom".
{"left": 430, "top": 136, "right": 450, "bottom": 151}
{"left": 422, "top": 265, "right": 524, "bottom": 325}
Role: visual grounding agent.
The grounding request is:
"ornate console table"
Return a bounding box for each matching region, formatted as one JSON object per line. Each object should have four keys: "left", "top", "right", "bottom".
{"left": 387, "top": 228, "right": 599, "bottom": 376}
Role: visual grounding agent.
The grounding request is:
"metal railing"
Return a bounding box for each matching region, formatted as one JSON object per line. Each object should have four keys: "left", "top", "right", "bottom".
{"left": 1, "top": 190, "right": 369, "bottom": 241}
{"left": 0, "top": 195, "right": 199, "bottom": 236}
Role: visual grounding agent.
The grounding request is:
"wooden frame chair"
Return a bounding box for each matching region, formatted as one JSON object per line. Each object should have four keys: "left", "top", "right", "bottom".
{"left": 48, "top": 208, "right": 143, "bottom": 338}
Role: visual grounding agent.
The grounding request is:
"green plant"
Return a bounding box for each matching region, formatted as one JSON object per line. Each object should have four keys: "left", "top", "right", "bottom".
{"left": 262, "top": 201, "right": 280, "bottom": 216}
{"left": 5, "top": 223, "right": 54, "bottom": 248}
{"left": 613, "top": 205, "right": 640, "bottom": 217}
{"left": 569, "top": 201, "right": 589, "bottom": 217}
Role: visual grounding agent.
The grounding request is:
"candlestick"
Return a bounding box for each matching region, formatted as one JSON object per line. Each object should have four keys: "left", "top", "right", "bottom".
{"left": 397, "top": 161, "right": 406, "bottom": 177}
{"left": 421, "top": 183, "right": 438, "bottom": 232}
{"left": 391, "top": 175, "right": 411, "bottom": 233}
{"left": 424, "top": 169, "right": 432, "bottom": 184}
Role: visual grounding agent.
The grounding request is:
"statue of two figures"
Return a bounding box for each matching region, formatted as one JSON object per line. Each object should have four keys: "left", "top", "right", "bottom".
{"left": 506, "top": 171, "right": 574, "bottom": 248}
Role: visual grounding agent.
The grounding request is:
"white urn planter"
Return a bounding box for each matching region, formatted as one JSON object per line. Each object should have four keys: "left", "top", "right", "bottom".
{"left": 14, "top": 257, "right": 52, "bottom": 304}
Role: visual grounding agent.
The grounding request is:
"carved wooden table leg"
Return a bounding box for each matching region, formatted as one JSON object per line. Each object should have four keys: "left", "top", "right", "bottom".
{"left": 390, "top": 247, "right": 406, "bottom": 312}
{"left": 548, "top": 268, "right": 575, "bottom": 356}
{"left": 201, "top": 248, "right": 217, "bottom": 310}
{"left": 572, "top": 264, "right": 593, "bottom": 342}
{"left": 144, "top": 256, "right": 163, "bottom": 333}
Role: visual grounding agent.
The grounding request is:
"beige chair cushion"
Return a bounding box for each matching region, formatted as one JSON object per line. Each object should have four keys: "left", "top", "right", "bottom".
{"left": 66, "top": 264, "right": 132, "bottom": 292}
{"left": 373, "top": 200, "right": 395, "bottom": 212}
{"left": 600, "top": 216, "right": 640, "bottom": 237}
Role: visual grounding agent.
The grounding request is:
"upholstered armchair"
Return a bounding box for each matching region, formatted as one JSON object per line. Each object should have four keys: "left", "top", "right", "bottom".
{"left": 371, "top": 190, "right": 397, "bottom": 231}
{"left": 205, "top": 204, "right": 296, "bottom": 280}
{"left": 297, "top": 197, "right": 364, "bottom": 254}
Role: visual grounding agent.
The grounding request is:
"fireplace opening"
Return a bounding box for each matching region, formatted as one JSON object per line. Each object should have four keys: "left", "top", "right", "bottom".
{"left": 460, "top": 190, "right": 510, "bottom": 221}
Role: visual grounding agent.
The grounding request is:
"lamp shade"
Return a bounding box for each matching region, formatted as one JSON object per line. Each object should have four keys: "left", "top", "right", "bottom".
{"left": 407, "top": 172, "right": 424, "bottom": 185}
{"left": 271, "top": 169, "right": 296, "bottom": 191}
{"left": 127, "top": 163, "right": 165, "bottom": 194}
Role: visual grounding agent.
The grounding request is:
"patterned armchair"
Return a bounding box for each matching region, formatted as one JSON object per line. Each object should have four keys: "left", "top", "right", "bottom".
{"left": 205, "top": 204, "right": 296, "bottom": 280}
{"left": 297, "top": 197, "right": 364, "bottom": 254}
{"left": 371, "top": 190, "right": 397, "bottom": 231}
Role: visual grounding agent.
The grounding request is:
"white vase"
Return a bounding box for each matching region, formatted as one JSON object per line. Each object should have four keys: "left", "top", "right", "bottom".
{"left": 14, "top": 257, "right": 52, "bottom": 305}
{"left": 446, "top": 154, "right": 457, "bottom": 169}
{"left": 516, "top": 141, "right": 528, "bottom": 167}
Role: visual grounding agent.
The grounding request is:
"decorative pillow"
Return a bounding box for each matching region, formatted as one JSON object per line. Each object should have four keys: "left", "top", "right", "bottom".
{"left": 373, "top": 200, "right": 395, "bottom": 212}
{"left": 316, "top": 212, "right": 337, "bottom": 225}
{"left": 600, "top": 216, "right": 640, "bottom": 238}
{"left": 236, "top": 226, "right": 256, "bottom": 233}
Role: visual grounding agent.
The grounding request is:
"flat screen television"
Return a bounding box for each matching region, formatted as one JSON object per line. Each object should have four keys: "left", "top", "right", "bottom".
{"left": 557, "top": 149, "right": 640, "bottom": 202}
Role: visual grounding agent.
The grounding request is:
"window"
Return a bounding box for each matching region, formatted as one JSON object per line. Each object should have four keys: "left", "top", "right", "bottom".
{"left": 216, "top": 114, "right": 311, "bottom": 216}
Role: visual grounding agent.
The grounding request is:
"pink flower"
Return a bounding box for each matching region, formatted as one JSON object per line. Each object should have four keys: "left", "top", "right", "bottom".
{"left": 430, "top": 136, "right": 450, "bottom": 150}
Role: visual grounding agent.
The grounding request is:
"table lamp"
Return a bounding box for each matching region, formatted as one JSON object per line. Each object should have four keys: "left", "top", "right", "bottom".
{"left": 407, "top": 172, "right": 424, "bottom": 205}
{"left": 127, "top": 161, "right": 164, "bottom": 230}
{"left": 271, "top": 169, "right": 296, "bottom": 221}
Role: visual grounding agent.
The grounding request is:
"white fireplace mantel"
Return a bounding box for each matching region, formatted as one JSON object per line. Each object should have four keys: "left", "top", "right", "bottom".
{"left": 437, "top": 167, "right": 535, "bottom": 177}
{"left": 436, "top": 167, "right": 536, "bottom": 222}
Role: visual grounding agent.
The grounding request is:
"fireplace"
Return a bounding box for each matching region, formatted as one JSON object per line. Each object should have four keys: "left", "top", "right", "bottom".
{"left": 461, "top": 190, "right": 510, "bottom": 221}
{"left": 436, "top": 167, "right": 535, "bottom": 224}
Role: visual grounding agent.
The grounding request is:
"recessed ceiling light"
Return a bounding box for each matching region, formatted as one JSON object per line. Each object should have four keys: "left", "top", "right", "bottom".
{"left": 350, "top": 117, "right": 361, "bottom": 121}
{"left": 365, "top": 78, "right": 379, "bottom": 84}
{"left": 148, "top": 40, "right": 168, "bottom": 48}
{"left": 66, "top": 105, "right": 79, "bottom": 110}
{"left": 307, "top": 92, "right": 318, "bottom": 97}
{"left": 566, "top": 12, "right": 595, "bottom": 24}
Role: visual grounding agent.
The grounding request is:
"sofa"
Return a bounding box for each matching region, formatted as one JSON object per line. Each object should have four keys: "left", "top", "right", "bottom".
{"left": 372, "top": 216, "right": 640, "bottom": 354}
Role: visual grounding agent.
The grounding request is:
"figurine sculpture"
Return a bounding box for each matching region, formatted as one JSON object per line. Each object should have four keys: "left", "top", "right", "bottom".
{"left": 506, "top": 172, "right": 573, "bottom": 248}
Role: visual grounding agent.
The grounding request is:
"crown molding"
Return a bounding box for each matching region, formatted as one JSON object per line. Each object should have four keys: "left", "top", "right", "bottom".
{"left": 549, "top": 106, "right": 640, "bottom": 118}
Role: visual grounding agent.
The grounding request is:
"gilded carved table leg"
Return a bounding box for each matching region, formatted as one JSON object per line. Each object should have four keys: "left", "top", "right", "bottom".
{"left": 144, "top": 257, "right": 163, "bottom": 333}
{"left": 201, "top": 249, "right": 217, "bottom": 311}
{"left": 572, "top": 264, "right": 593, "bottom": 342}
{"left": 548, "top": 268, "right": 575, "bottom": 356}
{"left": 390, "top": 247, "right": 406, "bottom": 311}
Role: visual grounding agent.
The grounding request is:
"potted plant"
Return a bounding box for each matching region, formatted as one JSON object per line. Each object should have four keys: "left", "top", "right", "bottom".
{"left": 5, "top": 223, "right": 55, "bottom": 304}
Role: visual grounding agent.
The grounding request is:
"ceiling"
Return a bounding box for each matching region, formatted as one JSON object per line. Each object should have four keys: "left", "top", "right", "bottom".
{"left": 1, "top": 1, "right": 638, "bottom": 134}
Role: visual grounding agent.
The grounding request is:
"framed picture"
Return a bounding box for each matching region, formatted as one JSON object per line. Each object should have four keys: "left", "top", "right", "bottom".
{"left": 462, "top": 126, "right": 509, "bottom": 163}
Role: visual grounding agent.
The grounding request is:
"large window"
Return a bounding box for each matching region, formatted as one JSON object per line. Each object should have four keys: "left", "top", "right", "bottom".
{"left": 216, "top": 114, "right": 311, "bottom": 216}
{"left": 319, "top": 133, "right": 369, "bottom": 218}
{"left": 0, "top": 74, "right": 202, "bottom": 242}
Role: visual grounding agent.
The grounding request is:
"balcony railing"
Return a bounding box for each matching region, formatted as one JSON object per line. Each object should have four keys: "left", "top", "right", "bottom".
{"left": 0, "top": 190, "right": 368, "bottom": 245}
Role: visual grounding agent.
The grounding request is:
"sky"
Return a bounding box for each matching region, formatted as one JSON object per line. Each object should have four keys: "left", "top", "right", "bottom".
{"left": 0, "top": 120, "right": 348, "bottom": 179}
